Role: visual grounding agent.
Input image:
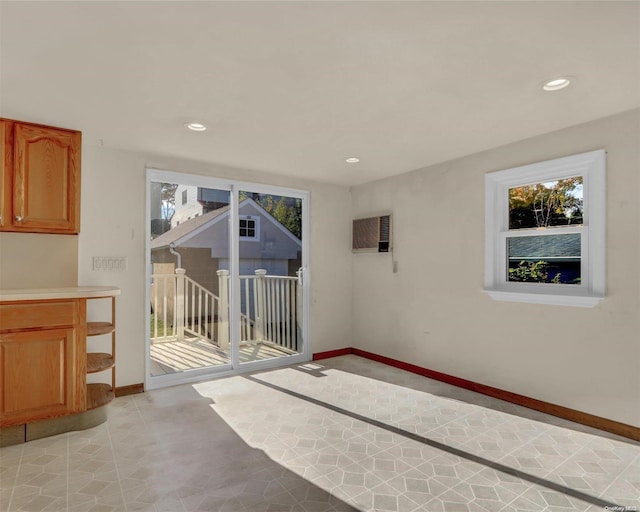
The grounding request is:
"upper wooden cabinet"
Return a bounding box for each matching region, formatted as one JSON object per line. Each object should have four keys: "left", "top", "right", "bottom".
{"left": 0, "top": 118, "right": 81, "bottom": 234}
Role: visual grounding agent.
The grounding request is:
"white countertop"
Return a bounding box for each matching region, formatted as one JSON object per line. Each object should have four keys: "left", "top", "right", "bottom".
{"left": 0, "top": 286, "right": 120, "bottom": 302}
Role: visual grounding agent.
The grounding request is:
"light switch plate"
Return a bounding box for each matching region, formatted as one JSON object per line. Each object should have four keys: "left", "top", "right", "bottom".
{"left": 93, "top": 256, "right": 127, "bottom": 271}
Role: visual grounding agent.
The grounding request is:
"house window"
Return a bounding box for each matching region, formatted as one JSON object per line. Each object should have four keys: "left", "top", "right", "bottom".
{"left": 181, "top": 189, "right": 188, "bottom": 205}
{"left": 484, "top": 150, "right": 605, "bottom": 307}
{"left": 239, "top": 216, "right": 260, "bottom": 241}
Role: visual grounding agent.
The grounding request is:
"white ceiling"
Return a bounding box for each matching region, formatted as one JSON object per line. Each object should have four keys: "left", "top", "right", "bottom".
{"left": 1, "top": 1, "right": 639, "bottom": 186}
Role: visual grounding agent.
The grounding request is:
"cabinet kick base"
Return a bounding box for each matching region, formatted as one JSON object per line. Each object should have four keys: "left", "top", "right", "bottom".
{"left": 0, "top": 406, "right": 109, "bottom": 447}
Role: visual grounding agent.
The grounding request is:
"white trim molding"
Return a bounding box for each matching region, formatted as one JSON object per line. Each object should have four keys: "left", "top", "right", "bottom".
{"left": 484, "top": 150, "right": 606, "bottom": 307}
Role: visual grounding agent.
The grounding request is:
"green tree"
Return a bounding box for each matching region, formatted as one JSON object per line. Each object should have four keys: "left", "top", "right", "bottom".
{"left": 160, "top": 183, "right": 178, "bottom": 221}
{"left": 509, "top": 178, "right": 583, "bottom": 229}
{"left": 508, "top": 260, "right": 561, "bottom": 283}
{"left": 273, "top": 197, "right": 302, "bottom": 239}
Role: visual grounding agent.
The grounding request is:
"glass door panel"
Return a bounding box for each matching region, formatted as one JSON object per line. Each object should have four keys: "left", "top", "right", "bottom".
{"left": 236, "top": 190, "right": 304, "bottom": 364}
{"left": 148, "top": 180, "right": 231, "bottom": 378}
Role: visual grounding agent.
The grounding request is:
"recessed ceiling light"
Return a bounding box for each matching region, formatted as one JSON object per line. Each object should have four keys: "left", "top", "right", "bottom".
{"left": 543, "top": 77, "right": 571, "bottom": 91}
{"left": 185, "top": 122, "right": 207, "bottom": 132}
{"left": 345, "top": 157, "right": 360, "bottom": 163}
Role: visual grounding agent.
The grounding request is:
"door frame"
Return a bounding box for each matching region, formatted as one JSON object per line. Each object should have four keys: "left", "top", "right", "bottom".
{"left": 145, "top": 168, "right": 310, "bottom": 390}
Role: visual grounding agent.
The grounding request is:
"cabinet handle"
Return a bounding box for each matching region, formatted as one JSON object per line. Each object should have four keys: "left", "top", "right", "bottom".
{"left": 15, "top": 215, "right": 23, "bottom": 222}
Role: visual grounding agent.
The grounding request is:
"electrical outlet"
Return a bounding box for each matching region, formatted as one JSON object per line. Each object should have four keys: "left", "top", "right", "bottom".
{"left": 93, "top": 256, "right": 127, "bottom": 271}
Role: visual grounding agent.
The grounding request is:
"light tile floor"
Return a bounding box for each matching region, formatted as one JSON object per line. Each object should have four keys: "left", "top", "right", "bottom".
{"left": 1, "top": 355, "right": 638, "bottom": 511}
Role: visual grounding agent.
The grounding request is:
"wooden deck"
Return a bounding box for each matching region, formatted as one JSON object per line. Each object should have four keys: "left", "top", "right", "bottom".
{"left": 150, "top": 337, "right": 294, "bottom": 376}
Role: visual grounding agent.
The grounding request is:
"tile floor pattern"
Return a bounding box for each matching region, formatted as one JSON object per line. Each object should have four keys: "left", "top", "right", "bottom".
{"left": 1, "top": 355, "right": 638, "bottom": 512}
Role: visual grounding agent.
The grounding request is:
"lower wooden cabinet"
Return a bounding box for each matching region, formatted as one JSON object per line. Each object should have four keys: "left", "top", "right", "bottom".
{"left": 0, "top": 287, "right": 119, "bottom": 445}
{"left": 0, "top": 299, "right": 87, "bottom": 427}
{"left": 0, "top": 327, "right": 86, "bottom": 424}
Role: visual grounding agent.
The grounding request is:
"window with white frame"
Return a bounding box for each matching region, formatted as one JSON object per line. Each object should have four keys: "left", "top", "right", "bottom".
{"left": 239, "top": 215, "right": 259, "bottom": 241}
{"left": 484, "top": 150, "right": 605, "bottom": 307}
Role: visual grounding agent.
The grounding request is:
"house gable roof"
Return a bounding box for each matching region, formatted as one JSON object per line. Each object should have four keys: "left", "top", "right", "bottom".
{"left": 240, "top": 199, "right": 302, "bottom": 247}
{"left": 150, "top": 198, "right": 301, "bottom": 250}
{"left": 150, "top": 205, "right": 230, "bottom": 249}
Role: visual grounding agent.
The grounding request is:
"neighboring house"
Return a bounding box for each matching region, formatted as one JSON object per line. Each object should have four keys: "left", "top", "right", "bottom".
{"left": 151, "top": 197, "right": 302, "bottom": 296}
{"left": 170, "top": 185, "right": 232, "bottom": 228}
{"left": 508, "top": 233, "right": 581, "bottom": 283}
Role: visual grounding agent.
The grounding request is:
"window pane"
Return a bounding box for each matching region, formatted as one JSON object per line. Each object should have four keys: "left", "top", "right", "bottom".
{"left": 238, "top": 189, "right": 304, "bottom": 361}
{"left": 509, "top": 177, "right": 583, "bottom": 230}
{"left": 507, "top": 233, "right": 581, "bottom": 284}
{"left": 148, "top": 181, "right": 232, "bottom": 375}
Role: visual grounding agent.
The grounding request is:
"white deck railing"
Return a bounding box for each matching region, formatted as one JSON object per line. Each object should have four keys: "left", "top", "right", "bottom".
{"left": 150, "top": 272, "right": 177, "bottom": 341}
{"left": 239, "top": 270, "right": 301, "bottom": 352}
{"left": 150, "top": 270, "right": 220, "bottom": 344}
{"left": 150, "top": 268, "right": 300, "bottom": 352}
{"left": 183, "top": 273, "right": 219, "bottom": 343}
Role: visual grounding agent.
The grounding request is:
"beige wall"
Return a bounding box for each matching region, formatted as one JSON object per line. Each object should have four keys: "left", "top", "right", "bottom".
{"left": 0, "top": 232, "right": 78, "bottom": 288}
{"left": 77, "top": 146, "right": 354, "bottom": 387}
{"left": 3, "top": 109, "right": 637, "bottom": 426}
{"left": 351, "top": 109, "right": 640, "bottom": 427}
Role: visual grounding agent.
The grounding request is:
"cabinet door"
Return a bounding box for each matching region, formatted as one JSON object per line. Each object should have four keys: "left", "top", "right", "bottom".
{"left": 0, "top": 328, "right": 86, "bottom": 425}
{"left": 0, "top": 119, "right": 13, "bottom": 228}
{"left": 12, "top": 122, "right": 81, "bottom": 233}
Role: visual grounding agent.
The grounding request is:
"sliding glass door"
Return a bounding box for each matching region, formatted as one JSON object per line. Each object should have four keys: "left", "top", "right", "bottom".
{"left": 236, "top": 189, "right": 304, "bottom": 366}
{"left": 146, "top": 170, "right": 308, "bottom": 389}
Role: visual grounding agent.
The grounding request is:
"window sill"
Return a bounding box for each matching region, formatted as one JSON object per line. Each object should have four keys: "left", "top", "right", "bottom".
{"left": 485, "top": 290, "right": 603, "bottom": 308}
